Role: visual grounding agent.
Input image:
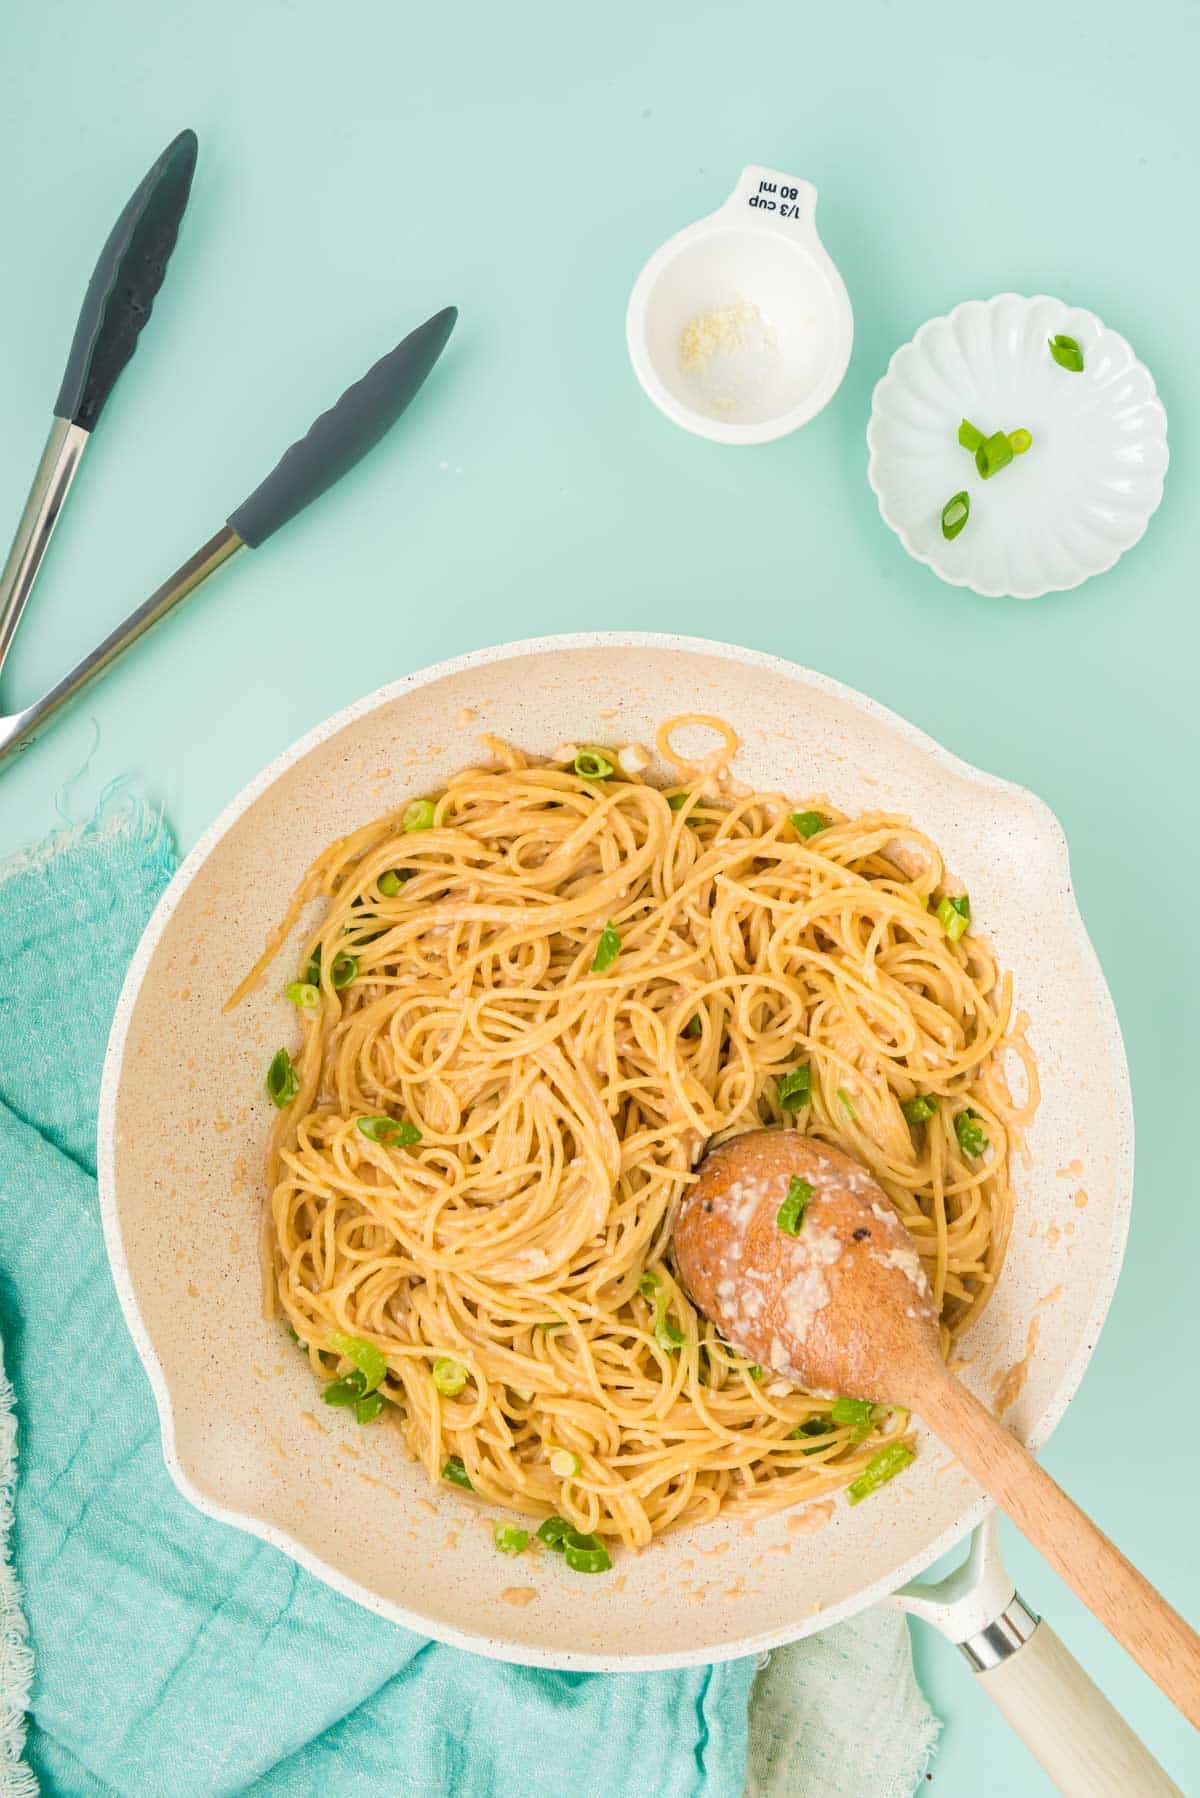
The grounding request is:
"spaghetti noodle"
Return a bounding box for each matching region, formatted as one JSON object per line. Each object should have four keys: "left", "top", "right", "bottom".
{"left": 233, "top": 716, "right": 1037, "bottom": 1547}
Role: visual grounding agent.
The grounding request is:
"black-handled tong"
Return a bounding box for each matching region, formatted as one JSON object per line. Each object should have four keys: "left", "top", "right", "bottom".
{"left": 0, "top": 130, "right": 457, "bottom": 769}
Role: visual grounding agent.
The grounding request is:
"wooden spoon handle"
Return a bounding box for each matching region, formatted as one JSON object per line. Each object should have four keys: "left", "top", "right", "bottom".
{"left": 917, "top": 1368, "right": 1200, "bottom": 1730}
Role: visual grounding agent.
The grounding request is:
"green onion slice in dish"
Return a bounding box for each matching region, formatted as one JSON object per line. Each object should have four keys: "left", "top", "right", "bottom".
{"left": 537, "top": 1516, "right": 611, "bottom": 1572}
{"left": 330, "top": 952, "right": 357, "bottom": 989}
{"left": 591, "top": 922, "right": 621, "bottom": 972}
{"left": 776, "top": 1176, "right": 813, "bottom": 1236}
{"left": 975, "top": 432, "right": 1013, "bottom": 479}
{"left": 265, "top": 1048, "right": 299, "bottom": 1108}
{"left": 831, "top": 1396, "right": 875, "bottom": 1436}
{"left": 941, "top": 491, "right": 970, "bottom": 540}
{"left": 777, "top": 1064, "right": 812, "bottom": 1109}
{"left": 327, "top": 1333, "right": 387, "bottom": 1392}
{"left": 432, "top": 1357, "right": 468, "bottom": 1396}
{"left": 936, "top": 893, "right": 970, "bottom": 941}
{"left": 357, "top": 1115, "right": 421, "bottom": 1147}
{"left": 955, "top": 1108, "right": 989, "bottom": 1158}
{"left": 1048, "top": 333, "right": 1084, "bottom": 372}
{"left": 846, "top": 1441, "right": 915, "bottom": 1504}
{"left": 536, "top": 1515, "right": 572, "bottom": 1549}
{"left": 562, "top": 1531, "right": 612, "bottom": 1573}
{"left": 402, "top": 798, "right": 436, "bottom": 832}
{"left": 322, "top": 1371, "right": 367, "bottom": 1407}
{"left": 573, "top": 748, "right": 613, "bottom": 779}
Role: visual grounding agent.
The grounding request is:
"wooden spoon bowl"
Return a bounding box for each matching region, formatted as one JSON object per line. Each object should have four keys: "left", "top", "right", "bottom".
{"left": 674, "top": 1127, "right": 938, "bottom": 1403}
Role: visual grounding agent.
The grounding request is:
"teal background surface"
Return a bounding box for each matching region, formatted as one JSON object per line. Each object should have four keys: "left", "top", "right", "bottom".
{"left": 1, "top": 1, "right": 1197, "bottom": 1791}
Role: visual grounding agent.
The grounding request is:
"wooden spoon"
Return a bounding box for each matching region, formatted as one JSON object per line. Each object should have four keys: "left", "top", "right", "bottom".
{"left": 673, "top": 1127, "right": 1200, "bottom": 1730}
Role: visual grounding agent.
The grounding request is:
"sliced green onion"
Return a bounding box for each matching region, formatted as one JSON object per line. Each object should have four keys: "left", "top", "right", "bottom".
{"left": 322, "top": 1371, "right": 368, "bottom": 1407}
{"left": 536, "top": 1515, "right": 572, "bottom": 1550}
{"left": 432, "top": 1356, "right": 468, "bottom": 1396}
{"left": 591, "top": 921, "right": 621, "bottom": 973}
{"left": 285, "top": 981, "right": 321, "bottom": 1013}
{"left": 831, "top": 1396, "right": 875, "bottom": 1436}
{"left": 901, "top": 1094, "right": 937, "bottom": 1125}
{"left": 1009, "top": 427, "right": 1033, "bottom": 455}
{"left": 847, "top": 1441, "right": 915, "bottom": 1505}
{"left": 667, "top": 791, "right": 690, "bottom": 811}
{"left": 957, "top": 419, "right": 985, "bottom": 452}
{"left": 265, "top": 1048, "right": 299, "bottom": 1109}
{"left": 747, "top": 1365, "right": 763, "bottom": 1382}
{"left": 976, "top": 431, "right": 1014, "bottom": 479}
{"left": 287, "top": 1325, "right": 307, "bottom": 1350}
{"left": 681, "top": 1014, "right": 703, "bottom": 1038}
{"left": 442, "top": 1456, "right": 473, "bottom": 1490}
{"left": 936, "top": 893, "right": 971, "bottom": 941}
{"left": 955, "top": 1108, "right": 989, "bottom": 1158}
{"left": 655, "top": 1312, "right": 685, "bottom": 1353}
{"left": 328, "top": 1332, "right": 387, "bottom": 1393}
{"left": 563, "top": 1531, "right": 612, "bottom": 1574}
{"left": 330, "top": 952, "right": 358, "bottom": 990}
{"left": 789, "top": 1416, "right": 833, "bottom": 1453}
{"left": 402, "top": 798, "right": 437, "bottom": 833}
{"left": 378, "top": 869, "right": 408, "bottom": 896}
{"left": 836, "top": 1088, "right": 857, "bottom": 1121}
{"left": 941, "top": 491, "right": 970, "bottom": 541}
{"left": 355, "top": 1392, "right": 386, "bottom": 1424}
{"left": 357, "top": 1115, "right": 422, "bottom": 1147}
{"left": 573, "top": 748, "right": 613, "bottom": 780}
{"left": 536, "top": 1320, "right": 568, "bottom": 1334}
{"left": 639, "top": 1271, "right": 685, "bottom": 1352}
{"left": 777, "top": 1064, "right": 812, "bottom": 1110}
{"left": 1048, "top": 333, "right": 1084, "bottom": 373}
{"left": 776, "top": 1175, "right": 814, "bottom": 1236}
{"left": 542, "top": 1524, "right": 610, "bottom": 1573}
{"left": 494, "top": 1523, "right": 529, "bottom": 1554}
{"left": 549, "top": 1448, "right": 581, "bottom": 1477}
{"left": 790, "top": 810, "right": 827, "bottom": 840}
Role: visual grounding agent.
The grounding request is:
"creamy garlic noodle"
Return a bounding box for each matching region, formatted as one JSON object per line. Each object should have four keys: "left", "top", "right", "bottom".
{"left": 232, "top": 715, "right": 1038, "bottom": 1548}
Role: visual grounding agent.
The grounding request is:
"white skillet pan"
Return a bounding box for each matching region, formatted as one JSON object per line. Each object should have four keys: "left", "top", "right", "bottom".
{"left": 99, "top": 635, "right": 1170, "bottom": 1793}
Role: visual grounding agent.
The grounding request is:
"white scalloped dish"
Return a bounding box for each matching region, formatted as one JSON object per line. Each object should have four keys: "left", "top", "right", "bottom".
{"left": 867, "top": 295, "right": 1168, "bottom": 599}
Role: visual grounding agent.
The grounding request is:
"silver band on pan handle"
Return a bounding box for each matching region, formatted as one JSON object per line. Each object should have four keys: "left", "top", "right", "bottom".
{"left": 958, "top": 1591, "right": 1039, "bottom": 1671}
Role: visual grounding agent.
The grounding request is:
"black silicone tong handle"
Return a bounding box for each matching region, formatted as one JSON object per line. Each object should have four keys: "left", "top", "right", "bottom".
{"left": 227, "top": 306, "right": 458, "bottom": 549}
{"left": 54, "top": 128, "right": 198, "bottom": 432}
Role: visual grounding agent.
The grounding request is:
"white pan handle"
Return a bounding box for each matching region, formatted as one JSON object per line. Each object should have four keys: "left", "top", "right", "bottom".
{"left": 895, "top": 1519, "right": 1183, "bottom": 1796}
{"left": 971, "top": 1615, "right": 1182, "bottom": 1797}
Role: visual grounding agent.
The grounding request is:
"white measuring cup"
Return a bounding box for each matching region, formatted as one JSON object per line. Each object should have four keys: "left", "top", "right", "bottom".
{"left": 626, "top": 164, "right": 853, "bottom": 445}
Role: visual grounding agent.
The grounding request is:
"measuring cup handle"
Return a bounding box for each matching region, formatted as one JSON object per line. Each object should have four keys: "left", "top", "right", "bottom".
{"left": 719, "top": 165, "right": 818, "bottom": 235}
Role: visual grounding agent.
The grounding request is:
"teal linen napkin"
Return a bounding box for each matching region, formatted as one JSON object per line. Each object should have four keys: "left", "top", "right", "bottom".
{"left": 0, "top": 796, "right": 755, "bottom": 1797}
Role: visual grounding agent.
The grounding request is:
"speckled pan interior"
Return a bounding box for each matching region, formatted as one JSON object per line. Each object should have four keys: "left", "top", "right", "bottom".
{"left": 97, "top": 634, "right": 1133, "bottom": 1670}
